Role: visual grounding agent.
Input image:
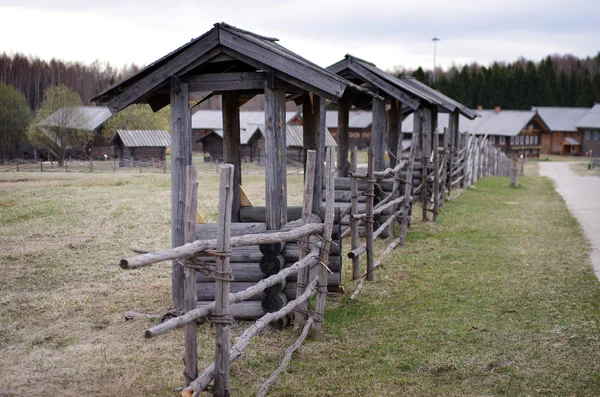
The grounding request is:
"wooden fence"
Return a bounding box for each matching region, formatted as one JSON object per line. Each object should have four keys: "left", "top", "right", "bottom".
{"left": 116, "top": 132, "right": 513, "bottom": 396}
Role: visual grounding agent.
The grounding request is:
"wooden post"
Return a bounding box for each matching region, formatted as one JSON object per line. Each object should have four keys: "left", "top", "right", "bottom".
{"left": 171, "top": 79, "right": 192, "bottom": 310}
{"left": 350, "top": 146, "right": 360, "bottom": 280}
{"left": 366, "top": 147, "right": 375, "bottom": 281}
{"left": 400, "top": 133, "right": 419, "bottom": 246}
{"left": 337, "top": 100, "right": 350, "bottom": 177}
{"left": 222, "top": 92, "right": 241, "bottom": 222}
{"left": 295, "top": 150, "right": 316, "bottom": 328}
{"left": 183, "top": 165, "right": 199, "bottom": 386}
{"left": 421, "top": 108, "right": 431, "bottom": 222}
{"left": 265, "top": 81, "right": 287, "bottom": 230}
{"left": 447, "top": 112, "right": 457, "bottom": 195}
{"left": 510, "top": 157, "right": 519, "bottom": 187}
{"left": 372, "top": 96, "right": 386, "bottom": 171}
{"left": 432, "top": 130, "right": 440, "bottom": 222}
{"left": 313, "top": 146, "right": 335, "bottom": 338}
{"left": 302, "top": 94, "right": 323, "bottom": 211}
{"left": 520, "top": 146, "right": 525, "bottom": 176}
{"left": 388, "top": 100, "right": 401, "bottom": 169}
{"left": 214, "top": 164, "right": 234, "bottom": 397}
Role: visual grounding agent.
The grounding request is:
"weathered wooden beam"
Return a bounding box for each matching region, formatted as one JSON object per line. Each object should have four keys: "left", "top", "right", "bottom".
{"left": 366, "top": 148, "right": 375, "bottom": 281}
{"left": 183, "top": 165, "right": 199, "bottom": 386}
{"left": 106, "top": 32, "right": 220, "bottom": 112}
{"left": 350, "top": 146, "right": 360, "bottom": 280}
{"left": 302, "top": 93, "right": 323, "bottom": 211}
{"left": 346, "top": 58, "right": 420, "bottom": 110}
{"left": 186, "top": 72, "right": 267, "bottom": 92}
{"left": 264, "top": 80, "right": 288, "bottom": 230}
{"left": 372, "top": 96, "right": 386, "bottom": 171}
{"left": 213, "top": 164, "right": 234, "bottom": 397}
{"left": 171, "top": 80, "right": 192, "bottom": 310}
{"left": 337, "top": 100, "right": 350, "bottom": 177}
{"left": 222, "top": 91, "right": 241, "bottom": 222}
{"left": 387, "top": 100, "right": 401, "bottom": 169}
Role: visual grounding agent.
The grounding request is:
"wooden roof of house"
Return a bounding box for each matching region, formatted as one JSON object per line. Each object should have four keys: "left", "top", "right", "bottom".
{"left": 110, "top": 130, "right": 171, "bottom": 147}
{"left": 91, "top": 23, "right": 380, "bottom": 114}
{"left": 576, "top": 104, "right": 600, "bottom": 129}
{"left": 39, "top": 106, "right": 112, "bottom": 131}
{"left": 532, "top": 106, "right": 591, "bottom": 132}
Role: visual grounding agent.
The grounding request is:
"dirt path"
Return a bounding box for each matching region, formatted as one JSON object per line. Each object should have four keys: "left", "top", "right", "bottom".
{"left": 539, "top": 162, "right": 600, "bottom": 280}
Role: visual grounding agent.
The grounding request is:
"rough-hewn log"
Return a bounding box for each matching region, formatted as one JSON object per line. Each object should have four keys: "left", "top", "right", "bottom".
{"left": 350, "top": 146, "right": 360, "bottom": 280}
{"left": 186, "top": 72, "right": 267, "bottom": 92}
{"left": 365, "top": 147, "right": 375, "bottom": 281}
{"left": 433, "top": 130, "right": 440, "bottom": 222}
{"left": 171, "top": 79, "right": 192, "bottom": 310}
{"left": 313, "top": 147, "right": 335, "bottom": 338}
{"left": 183, "top": 165, "right": 199, "bottom": 386}
{"left": 296, "top": 150, "right": 316, "bottom": 328}
{"left": 195, "top": 301, "right": 264, "bottom": 320}
{"left": 194, "top": 244, "right": 341, "bottom": 264}
{"left": 264, "top": 81, "right": 287, "bottom": 230}
{"left": 180, "top": 278, "right": 319, "bottom": 397}
{"left": 146, "top": 250, "right": 320, "bottom": 338}
{"left": 259, "top": 254, "right": 286, "bottom": 275}
{"left": 302, "top": 94, "right": 323, "bottom": 211}
{"left": 261, "top": 292, "right": 288, "bottom": 313}
{"left": 372, "top": 97, "right": 386, "bottom": 171}
{"left": 121, "top": 223, "right": 324, "bottom": 270}
{"left": 388, "top": 100, "right": 401, "bottom": 169}
{"left": 337, "top": 100, "right": 350, "bottom": 177}
{"left": 222, "top": 92, "right": 241, "bottom": 222}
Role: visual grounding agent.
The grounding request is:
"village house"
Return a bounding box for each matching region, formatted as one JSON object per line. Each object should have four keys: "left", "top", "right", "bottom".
{"left": 325, "top": 110, "right": 373, "bottom": 149}
{"left": 109, "top": 129, "right": 171, "bottom": 167}
{"left": 576, "top": 104, "right": 600, "bottom": 157}
{"left": 533, "top": 106, "right": 589, "bottom": 155}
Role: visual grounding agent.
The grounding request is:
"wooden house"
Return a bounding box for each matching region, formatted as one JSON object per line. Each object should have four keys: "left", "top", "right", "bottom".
{"left": 533, "top": 107, "right": 589, "bottom": 155}
{"left": 466, "top": 108, "right": 550, "bottom": 158}
{"left": 325, "top": 110, "right": 373, "bottom": 149}
{"left": 110, "top": 129, "right": 171, "bottom": 166}
{"left": 576, "top": 104, "right": 600, "bottom": 157}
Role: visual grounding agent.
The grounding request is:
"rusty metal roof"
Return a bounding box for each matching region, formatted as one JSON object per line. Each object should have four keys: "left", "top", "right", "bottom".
{"left": 111, "top": 130, "right": 171, "bottom": 147}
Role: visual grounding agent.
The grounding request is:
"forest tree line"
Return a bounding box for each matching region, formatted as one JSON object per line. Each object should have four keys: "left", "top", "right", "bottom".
{"left": 397, "top": 54, "right": 600, "bottom": 110}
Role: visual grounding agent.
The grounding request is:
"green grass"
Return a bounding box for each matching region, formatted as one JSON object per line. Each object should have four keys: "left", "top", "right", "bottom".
{"left": 0, "top": 165, "right": 599, "bottom": 396}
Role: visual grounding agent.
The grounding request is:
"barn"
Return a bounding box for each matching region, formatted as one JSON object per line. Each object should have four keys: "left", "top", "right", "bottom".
{"left": 110, "top": 129, "right": 171, "bottom": 166}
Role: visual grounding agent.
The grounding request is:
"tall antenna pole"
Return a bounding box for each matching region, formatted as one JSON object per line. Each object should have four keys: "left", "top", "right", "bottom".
{"left": 432, "top": 37, "right": 440, "bottom": 84}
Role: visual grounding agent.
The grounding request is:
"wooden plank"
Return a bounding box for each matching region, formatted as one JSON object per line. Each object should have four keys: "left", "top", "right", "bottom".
{"left": 106, "top": 31, "right": 220, "bottom": 112}
{"left": 183, "top": 165, "right": 199, "bottom": 386}
{"left": 171, "top": 80, "right": 192, "bottom": 310}
{"left": 337, "top": 101, "right": 350, "bottom": 177}
{"left": 264, "top": 80, "right": 287, "bottom": 230}
{"left": 186, "top": 72, "right": 266, "bottom": 92}
{"left": 302, "top": 93, "right": 323, "bottom": 211}
{"left": 222, "top": 91, "right": 241, "bottom": 222}
{"left": 214, "top": 164, "right": 234, "bottom": 397}
{"left": 372, "top": 96, "right": 386, "bottom": 171}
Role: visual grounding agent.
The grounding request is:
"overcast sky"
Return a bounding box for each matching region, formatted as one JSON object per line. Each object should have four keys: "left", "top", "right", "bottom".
{"left": 1, "top": 0, "right": 598, "bottom": 72}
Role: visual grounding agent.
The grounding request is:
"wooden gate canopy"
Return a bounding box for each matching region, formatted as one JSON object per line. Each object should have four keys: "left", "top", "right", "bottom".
{"left": 91, "top": 23, "right": 379, "bottom": 113}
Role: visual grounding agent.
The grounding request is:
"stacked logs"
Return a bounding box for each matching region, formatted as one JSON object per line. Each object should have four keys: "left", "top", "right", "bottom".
{"left": 194, "top": 208, "right": 342, "bottom": 320}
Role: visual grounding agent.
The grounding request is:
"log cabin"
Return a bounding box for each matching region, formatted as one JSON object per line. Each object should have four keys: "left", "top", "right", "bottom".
{"left": 109, "top": 129, "right": 171, "bottom": 166}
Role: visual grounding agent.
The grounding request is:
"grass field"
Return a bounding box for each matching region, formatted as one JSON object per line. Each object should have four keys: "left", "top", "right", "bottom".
{"left": 1, "top": 164, "right": 599, "bottom": 396}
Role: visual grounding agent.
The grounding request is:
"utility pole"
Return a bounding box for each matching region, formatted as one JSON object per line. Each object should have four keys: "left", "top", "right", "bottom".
{"left": 432, "top": 37, "right": 440, "bottom": 84}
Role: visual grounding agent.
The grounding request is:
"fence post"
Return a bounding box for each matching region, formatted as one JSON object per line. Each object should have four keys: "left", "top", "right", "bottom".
{"left": 183, "top": 165, "right": 199, "bottom": 386}
{"left": 366, "top": 147, "right": 375, "bottom": 281}
{"left": 89, "top": 158, "right": 93, "bottom": 172}
{"left": 213, "top": 164, "right": 234, "bottom": 396}
{"left": 113, "top": 157, "right": 116, "bottom": 172}
{"left": 350, "top": 146, "right": 360, "bottom": 280}
{"left": 294, "top": 150, "right": 316, "bottom": 329}
{"left": 16, "top": 161, "right": 19, "bottom": 172}
{"left": 313, "top": 146, "right": 335, "bottom": 338}
{"left": 433, "top": 130, "right": 440, "bottom": 222}
{"left": 40, "top": 160, "right": 43, "bottom": 172}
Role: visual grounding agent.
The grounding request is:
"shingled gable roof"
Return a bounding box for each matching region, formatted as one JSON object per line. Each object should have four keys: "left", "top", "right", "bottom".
{"left": 91, "top": 23, "right": 380, "bottom": 114}
{"left": 327, "top": 54, "right": 441, "bottom": 111}
{"left": 399, "top": 76, "right": 479, "bottom": 119}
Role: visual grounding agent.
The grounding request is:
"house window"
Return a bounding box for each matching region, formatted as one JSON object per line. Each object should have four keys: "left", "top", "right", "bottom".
{"left": 594, "top": 131, "right": 600, "bottom": 141}
{"left": 534, "top": 136, "right": 539, "bottom": 144}
{"left": 525, "top": 136, "right": 529, "bottom": 145}
{"left": 585, "top": 131, "right": 592, "bottom": 140}
{"left": 499, "top": 136, "right": 505, "bottom": 145}
{"left": 520, "top": 136, "right": 524, "bottom": 145}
